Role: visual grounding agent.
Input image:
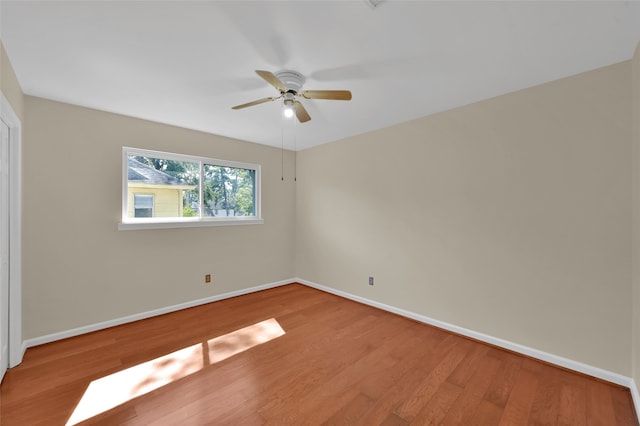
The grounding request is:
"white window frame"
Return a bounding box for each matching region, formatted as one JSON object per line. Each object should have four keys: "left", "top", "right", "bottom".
{"left": 119, "top": 147, "right": 263, "bottom": 230}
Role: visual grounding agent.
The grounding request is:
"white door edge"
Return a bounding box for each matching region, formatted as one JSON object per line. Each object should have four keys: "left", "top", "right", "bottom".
{"left": 1, "top": 92, "right": 23, "bottom": 369}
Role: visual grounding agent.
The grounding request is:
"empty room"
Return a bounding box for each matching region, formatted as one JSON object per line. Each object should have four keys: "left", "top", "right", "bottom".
{"left": 1, "top": 1, "right": 640, "bottom": 424}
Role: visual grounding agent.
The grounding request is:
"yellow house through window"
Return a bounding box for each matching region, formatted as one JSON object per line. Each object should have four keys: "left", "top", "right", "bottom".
{"left": 126, "top": 157, "right": 197, "bottom": 219}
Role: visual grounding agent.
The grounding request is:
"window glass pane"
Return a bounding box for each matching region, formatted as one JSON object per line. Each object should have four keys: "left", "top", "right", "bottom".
{"left": 127, "top": 155, "right": 199, "bottom": 219}
{"left": 134, "top": 194, "right": 153, "bottom": 208}
{"left": 134, "top": 207, "right": 153, "bottom": 218}
{"left": 202, "top": 164, "right": 256, "bottom": 217}
{"left": 133, "top": 194, "right": 154, "bottom": 218}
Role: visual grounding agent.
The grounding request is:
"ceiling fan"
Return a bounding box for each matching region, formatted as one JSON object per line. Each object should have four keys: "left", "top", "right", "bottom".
{"left": 232, "top": 70, "right": 352, "bottom": 123}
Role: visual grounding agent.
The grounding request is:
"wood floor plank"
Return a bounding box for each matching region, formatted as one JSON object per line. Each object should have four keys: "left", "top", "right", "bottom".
{"left": 379, "top": 413, "right": 409, "bottom": 426}
{"left": 79, "top": 405, "right": 138, "bottom": 425}
{"left": 1, "top": 283, "right": 637, "bottom": 425}
{"left": 439, "top": 355, "right": 502, "bottom": 425}
{"left": 394, "top": 339, "right": 471, "bottom": 421}
{"left": 558, "top": 383, "right": 588, "bottom": 426}
{"left": 321, "top": 392, "right": 375, "bottom": 425}
{"left": 498, "top": 369, "right": 540, "bottom": 425}
{"left": 484, "top": 350, "right": 524, "bottom": 408}
{"left": 410, "top": 380, "right": 463, "bottom": 425}
{"left": 472, "top": 399, "right": 504, "bottom": 425}
{"left": 527, "top": 368, "right": 562, "bottom": 425}
{"left": 446, "top": 342, "right": 490, "bottom": 387}
{"left": 587, "top": 380, "right": 620, "bottom": 426}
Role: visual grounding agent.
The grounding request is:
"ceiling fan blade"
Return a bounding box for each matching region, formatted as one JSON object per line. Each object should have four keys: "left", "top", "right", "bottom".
{"left": 301, "top": 90, "right": 352, "bottom": 101}
{"left": 231, "top": 97, "right": 277, "bottom": 110}
{"left": 256, "top": 70, "right": 287, "bottom": 93}
{"left": 294, "top": 101, "right": 311, "bottom": 123}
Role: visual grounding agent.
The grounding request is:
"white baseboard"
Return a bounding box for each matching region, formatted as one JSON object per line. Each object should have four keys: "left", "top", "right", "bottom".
{"left": 296, "top": 278, "right": 635, "bottom": 390}
{"left": 9, "top": 341, "right": 27, "bottom": 368}
{"left": 631, "top": 379, "right": 640, "bottom": 422}
{"left": 23, "top": 279, "right": 292, "bottom": 349}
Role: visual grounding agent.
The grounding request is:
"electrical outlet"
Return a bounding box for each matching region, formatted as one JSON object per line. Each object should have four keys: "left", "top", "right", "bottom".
{"left": 369, "top": 276, "right": 374, "bottom": 286}
{"left": 205, "top": 274, "right": 211, "bottom": 283}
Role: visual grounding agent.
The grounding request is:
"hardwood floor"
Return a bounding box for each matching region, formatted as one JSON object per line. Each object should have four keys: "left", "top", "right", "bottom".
{"left": 1, "top": 283, "right": 637, "bottom": 425}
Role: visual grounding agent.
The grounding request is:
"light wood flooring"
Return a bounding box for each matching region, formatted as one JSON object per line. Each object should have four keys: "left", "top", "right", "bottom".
{"left": 1, "top": 283, "right": 637, "bottom": 425}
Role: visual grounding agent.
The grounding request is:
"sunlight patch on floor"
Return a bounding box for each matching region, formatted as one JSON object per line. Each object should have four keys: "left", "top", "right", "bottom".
{"left": 66, "top": 318, "right": 285, "bottom": 425}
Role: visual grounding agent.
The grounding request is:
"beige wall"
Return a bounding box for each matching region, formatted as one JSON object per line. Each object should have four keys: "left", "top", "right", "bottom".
{"left": 23, "top": 96, "right": 296, "bottom": 339}
{"left": 1, "top": 41, "right": 23, "bottom": 121}
{"left": 632, "top": 41, "right": 640, "bottom": 387}
{"left": 297, "top": 62, "right": 632, "bottom": 375}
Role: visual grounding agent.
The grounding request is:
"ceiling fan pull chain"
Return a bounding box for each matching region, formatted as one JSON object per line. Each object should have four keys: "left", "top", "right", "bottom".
{"left": 281, "top": 112, "right": 285, "bottom": 182}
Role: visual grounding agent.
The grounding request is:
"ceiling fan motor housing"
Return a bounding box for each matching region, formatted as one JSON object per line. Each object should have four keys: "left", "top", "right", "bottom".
{"left": 274, "top": 70, "right": 305, "bottom": 94}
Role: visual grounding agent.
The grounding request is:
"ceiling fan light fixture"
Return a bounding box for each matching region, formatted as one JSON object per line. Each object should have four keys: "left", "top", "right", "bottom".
{"left": 283, "top": 97, "right": 295, "bottom": 118}
{"left": 283, "top": 106, "right": 294, "bottom": 118}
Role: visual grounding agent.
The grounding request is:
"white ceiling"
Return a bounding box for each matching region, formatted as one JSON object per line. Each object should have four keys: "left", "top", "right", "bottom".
{"left": 2, "top": 1, "right": 640, "bottom": 151}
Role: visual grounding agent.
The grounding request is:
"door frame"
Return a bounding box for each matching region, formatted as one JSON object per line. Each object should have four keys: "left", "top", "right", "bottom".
{"left": 1, "top": 92, "right": 23, "bottom": 368}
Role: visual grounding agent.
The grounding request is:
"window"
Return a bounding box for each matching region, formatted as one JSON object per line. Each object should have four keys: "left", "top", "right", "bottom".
{"left": 133, "top": 194, "right": 154, "bottom": 218}
{"left": 120, "top": 147, "right": 262, "bottom": 230}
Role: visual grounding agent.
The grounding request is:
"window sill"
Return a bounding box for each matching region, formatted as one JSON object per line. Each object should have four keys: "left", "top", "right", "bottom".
{"left": 118, "top": 218, "right": 264, "bottom": 231}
